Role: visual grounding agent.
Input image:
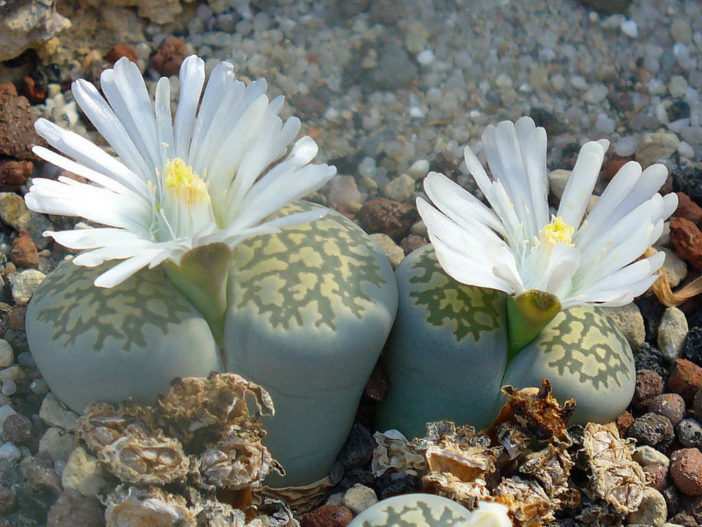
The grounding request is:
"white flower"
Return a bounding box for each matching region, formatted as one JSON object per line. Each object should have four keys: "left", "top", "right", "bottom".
{"left": 417, "top": 117, "right": 678, "bottom": 309}
{"left": 25, "top": 55, "right": 336, "bottom": 287}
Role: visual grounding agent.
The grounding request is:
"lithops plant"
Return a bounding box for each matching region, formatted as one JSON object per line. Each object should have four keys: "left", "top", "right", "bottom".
{"left": 23, "top": 56, "right": 397, "bottom": 486}
{"left": 379, "top": 117, "right": 676, "bottom": 436}
{"left": 348, "top": 494, "right": 512, "bottom": 527}
{"left": 225, "top": 201, "right": 397, "bottom": 485}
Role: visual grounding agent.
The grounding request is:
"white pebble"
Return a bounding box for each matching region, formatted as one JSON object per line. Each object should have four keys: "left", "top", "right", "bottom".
{"left": 621, "top": 19, "right": 638, "bottom": 38}
{"left": 0, "top": 441, "right": 21, "bottom": 461}
{"left": 669, "top": 75, "right": 688, "bottom": 97}
{"left": 0, "top": 404, "right": 16, "bottom": 426}
{"left": 30, "top": 379, "right": 49, "bottom": 394}
{"left": 416, "top": 49, "right": 434, "bottom": 65}
{"left": 408, "top": 159, "right": 430, "bottom": 180}
{"left": 678, "top": 141, "right": 695, "bottom": 158}
{"left": 595, "top": 113, "right": 616, "bottom": 134}
{"left": 615, "top": 136, "right": 637, "bottom": 156}
{"left": 1, "top": 380, "right": 16, "bottom": 396}
{"left": 0, "top": 340, "right": 12, "bottom": 368}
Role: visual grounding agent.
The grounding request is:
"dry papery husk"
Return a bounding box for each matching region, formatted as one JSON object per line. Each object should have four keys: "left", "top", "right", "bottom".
{"left": 647, "top": 246, "right": 702, "bottom": 306}
{"left": 74, "top": 372, "right": 296, "bottom": 526}
{"left": 372, "top": 380, "right": 647, "bottom": 527}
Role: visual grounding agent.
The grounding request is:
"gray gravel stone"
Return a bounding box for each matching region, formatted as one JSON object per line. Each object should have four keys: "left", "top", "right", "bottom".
{"left": 39, "top": 393, "right": 79, "bottom": 431}
{"left": 61, "top": 446, "right": 108, "bottom": 497}
{"left": 343, "top": 483, "right": 378, "bottom": 514}
{"left": 657, "top": 307, "right": 689, "bottom": 362}
{"left": 635, "top": 133, "right": 681, "bottom": 168}
{"left": 0, "top": 340, "right": 12, "bottom": 369}
{"left": 602, "top": 303, "right": 645, "bottom": 351}
{"left": 383, "top": 174, "right": 416, "bottom": 202}
{"left": 675, "top": 418, "right": 702, "bottom": 448}
{"left": 633, "top": 445, "right": 671, "bottom": 469}
{"left": 370, "top": 233, "right": 405, "bottom": 269}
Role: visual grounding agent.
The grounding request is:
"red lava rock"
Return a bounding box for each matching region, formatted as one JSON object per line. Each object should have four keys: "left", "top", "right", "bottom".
{"left": 0, "top": 159, "right": 33, "bottom": 190}
{"left": 668, "top": 359, "right": 702, "bottom": 405}
{"left": 356, "top": 197, "right": 419, "bottom": 241}
{"left": 649, "top": 393, "right": 686, "bottom": 426}
{"left": 400, "top": 234, "right": 428, "bottom": 254}
{"left": 675, "top": 192, "right": 702, "bottom": 227}
{"left": 671, "top": 217, "right": 702, "bottom": 269}
{"left": 694, "top": 388, "right": 702, "bottom": 418}
{"left": 0, "top": 82, "right": 18, "bottom": 104}
{"left": 106, "top": 44, "right": 139, "bottom": 64}
{"left": 364, "top": 364, "right": 389, "bottom": 402}
{"left": 11, "top": 229, "right": 39, "bottom": 268}
{"left": 9, "top": 305, "right": 26, "bottom": 331}
{"left": 632, "top": 369, "right": 664, "bottom": 411}
{"left": 151, "top": 36, "right": 187, "bottom": 77}
{"left": 602, "top": 154, "right": 632, "bottom": 180}
{"left": 670, "top": 448, "right": 702, "bottom": 496}
{"left": 643, "top": 462, "right": 669, "bottom": 492}
{"left": 616, "top": 410, "right": 634, "bottom": 436}
{"left": 299, "top": 504, "right": 354, "bottom": 527}
{"left": 0, "top": 94, "right": 44, "bottom": 160}
{"left": 22, "top": 76, "right": 47, "bottom": 104}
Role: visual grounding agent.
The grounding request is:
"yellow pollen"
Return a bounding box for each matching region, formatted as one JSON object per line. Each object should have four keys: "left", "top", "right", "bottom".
{"left": 539, "top": 216, "right": 574, "bottom": 247}
{"left": 163, "top": 158, "right": 209, "bottom": 206}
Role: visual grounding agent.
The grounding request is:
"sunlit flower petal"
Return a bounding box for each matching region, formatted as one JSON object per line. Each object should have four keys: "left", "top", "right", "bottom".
{"left": 419, "top": 116, "right": 677, "bottom": 308}
{"left": 26, "top": 55, "right": 336, "bottom": 287}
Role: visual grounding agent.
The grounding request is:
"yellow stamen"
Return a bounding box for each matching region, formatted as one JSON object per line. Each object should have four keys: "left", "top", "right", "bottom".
{"left": 539, "top": 216, "right": 574, "bottom": 247}
{"left": 163, "top": 158, "right": 209, "bottom": 206}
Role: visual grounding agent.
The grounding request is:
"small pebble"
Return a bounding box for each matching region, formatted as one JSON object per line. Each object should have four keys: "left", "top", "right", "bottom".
{"left": 675, "top": 418, "right": 702, "bottom": 448}
{"left": 62, "top": 446, "right": 107, "bottom": 497}
{"left": 670, "top": 448, "right": 702, "bottom": 496}
{"left": 643, "top": 463, "right": 669, "bottom": 492}
{"left": 1, "top": 379, "right": 16, "bottom": 396}
{"left": 383, "top": 174, "right": 416, "bottom": 202}
{"left": 670, "top": 217, "right": 702, "bottom": 269}
{"left": 632, "top": 369, "right": 664, "bottom": 411}
{"left": 633, "top": 445, "right": 670, "bottom": 468}
{"left": 8, "top": 269, "right": 46, "bottom": 304}
{"left": 370, "top": 234, "right": 404, "bottom": 269}
{"left": 300, "top": 504, "right": 354, "bottom": 527}
{"left": 667, "top": 359, "right": 702, "bottom": 404}
{"left": 46, "top": 490, "right": 104, "bottom": 527}
{"left": 342, "top": 484, "right": 378, "bottom": 515}
{"left": 0, "top": 486, "right": 16, "bottom": 515}
{"left": 625, "top": 487, "right": 667, "bottom": 525}
{"left": 694, "top": 388, "right": 702, "bottom": 417}
{"left": 407, "top": 159, "right": 430, "bottom": 180}
{"left": 658, "top": 307, "right": 689, "bottom": 362}
{"left": 0, "top": 340, "right": 12, "bottom": 368}
{"left": 603, "top": 303, "right": 645, "bottom": 351}
{"left": 39, "top": 393, "right": 79, "bottom": 431}
{"left": 616, "top": 410, "right": 634, "bottom": 436}
{"left": 620, "top": 19, "right": 638, "bottom": 38}
{"left": 0, "top": 441, "right": 21, "bottom": 461}
{"left": 635, "top": 132, "right": 680, "bottom": 168}
{"left": 356, "top": 198, "right": 418, "bottom": 242}
{"left": 1, "top": 413, "right": 31, "bottom": 444}
{"left": 336, "top": 424, "right": 374, "bottom": 469}
{"left": 680, "top": 326, "right": 702, "bottom": 366}
{"left": 615, "top": 136, "right": 637, "bottom": 157}
{"left": 627, "top": 412, "right": 674, "bottom": 451}
{"left": 649, "top": 393, "right": 686, "bottom": 426}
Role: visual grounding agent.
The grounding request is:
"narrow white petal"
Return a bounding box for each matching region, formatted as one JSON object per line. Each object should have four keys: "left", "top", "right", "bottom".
{"left": 154, "top": 77, "right": 175, "bottom": 165}
{"left": 557, "top": 141, "right": 604, "bottom": 228}
{"left": 93, "top": 250, "right": 170, "bottom": 288}
{"left": 173, "top": 55, "right": 206, "bottom": 160}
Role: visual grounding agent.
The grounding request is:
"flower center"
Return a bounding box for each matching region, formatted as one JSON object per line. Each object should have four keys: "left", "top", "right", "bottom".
{"left": 163, "top": 158, "right": 209, "bottom": 207}
{"left": 539, "top": 216, "right": 574, "bottom": 247}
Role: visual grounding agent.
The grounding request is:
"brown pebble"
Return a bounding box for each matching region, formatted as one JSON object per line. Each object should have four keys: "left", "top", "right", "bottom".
{"left": 299, "top": 504, "right": 354, "bottom": 527}
{"left": 675, "top": 192, "right": 702, "bottom": 227}
{"left": 670, "top": 512, "right": 698, "bottom": 527}
{"left": 46, "top": 490, "right": 104, "bottom": 527}
{"left": 0, "top": 159, "right": 33, "bottom": 190}
{"left": 633, "top": 369, "right": 664, "bottom": 411}
{"left": 364, "top": 364, "right": 389, "bottom": 402}
{"left": 106, "top": 44, "right": 139, "bottom": 64}
{"left": 356, "top": 197, "right": 419, "bottom": 241}
{"left": 151, "top": 35, "right": 187, "bottom": 77}
{"left": 400, "top": 234, "right": 428, "bottom": 254}
{"left": 0, "top": 82, "right": 18, "bottom": 104}
{"left": 0, "top": 95, "right": 44, "bottom": 160}
{"left": 11, "top": 229, "right": 39, "bottom": 268}
{"left": 694, "top": 388, "right": 702, "bottom": 418}
{"left": 616, "top": 410, "right": 634, "bottom": 436}
{"left": 687, "top": 495, "right": 702, "bottom": 524}
{"left": 22, "top": 76, "right": 47, "bottom": 104}
{"left": 671, "top": 217, "right": 702, "bottom": 269}
{"left": 2, "top": 413, "right": 32, "bottom": 444}
{"left": 649, "top": 393, "right": 686, "bottom": 426}
{"left": 670, "top": 448, "right": 702, "bottom": 496}
{"left": 668, "top": 359, "right": 702, "bottom": 405}
{"left": 643, "top": 462, "right": 669, "bottom": 492}
{"left": 602, "top": 154, "right": 632, "bottom": 180}
{"left": 8, "top": 304, "right": 26, "bottom": 331}
{"left": 0, "top": 486, "right": 16, "bottom": 515}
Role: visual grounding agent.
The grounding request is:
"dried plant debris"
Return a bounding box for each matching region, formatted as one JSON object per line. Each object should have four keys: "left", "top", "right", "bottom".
{"left": 371, "top": 381, "right": 648, "bottom": 527}
{"left": 74, "top": 372, "right": 294, "bottom": 526}
{"left": 580, "top": 422, "right": 646, "bottom": 515}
